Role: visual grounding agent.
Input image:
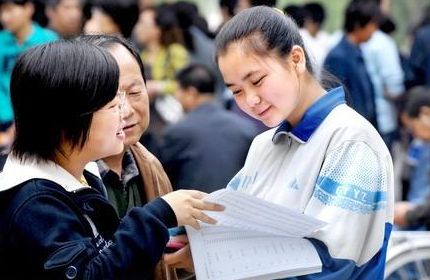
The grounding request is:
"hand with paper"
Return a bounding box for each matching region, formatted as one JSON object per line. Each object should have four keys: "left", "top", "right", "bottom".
{"left": 185, "top": 189, "right": 327, "bottom": 280}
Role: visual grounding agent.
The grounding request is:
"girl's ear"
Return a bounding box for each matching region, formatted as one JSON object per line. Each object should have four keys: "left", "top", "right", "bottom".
{"left": 289, "top": 45, "right": 307, "bottom": 74}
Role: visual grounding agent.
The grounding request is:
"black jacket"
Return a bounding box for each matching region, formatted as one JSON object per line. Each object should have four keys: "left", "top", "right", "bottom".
{"left": 0, "top": 170, "right": 177, "bottom": 279}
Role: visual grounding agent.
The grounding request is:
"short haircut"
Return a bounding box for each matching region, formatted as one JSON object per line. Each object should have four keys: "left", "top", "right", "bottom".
{"left": 343, "top": 0, "right": 381, "bottom": 33}
{"left": 283, "top": 4, "right": 305, "bottom": 28}
{"left": 45, "top": 0, "right": 82, "bottom": 8}
{"left": 404, "top": 86, "right": 430, "bottom": 118}
{"left": 0, "top": 0, "right": 30, "bottom": 5}
{"left": 303, "top": 2, "right": 325, "bottom": 25}
{"left": 10, "top": 40, "right": 119, "bottom": 162}
{"left": 219, "top": 0, "right": 237, "bottom": 17}
{"left": 250, "top": 0, "right": 276, "bottom": 7}
{"left": 90, "top": 0, "right": 138, "bottom": 38}
{"left": 76, "top": 34, "right": 147, "bottom": 82}
{"left": 176, "top": 64, "right": 215, "bottom": 94}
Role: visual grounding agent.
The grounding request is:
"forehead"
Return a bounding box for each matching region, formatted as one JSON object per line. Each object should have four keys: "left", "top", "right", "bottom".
{"left": 109, "top": 45, "right": 143, "bottom": 83}
{"left": 56, "top": 0, "right": 81, "bottom": 7}
{"left": 218, "top": 42, "right": 284, "bottom": 79}
{"left": 0, "top": 2, "right": 26, "bottom": 10}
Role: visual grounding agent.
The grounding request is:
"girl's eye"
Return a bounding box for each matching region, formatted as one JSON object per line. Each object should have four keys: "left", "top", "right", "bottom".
{"left": 252, "top": 76, "right": 265, "bottom": 86}
{"left": 232, "top": 89, "right": 242, "bottom": 95}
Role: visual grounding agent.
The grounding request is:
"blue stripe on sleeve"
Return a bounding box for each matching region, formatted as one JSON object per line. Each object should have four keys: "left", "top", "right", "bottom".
{"left": 279, "top": 223, "right": 392, "bottom": 280}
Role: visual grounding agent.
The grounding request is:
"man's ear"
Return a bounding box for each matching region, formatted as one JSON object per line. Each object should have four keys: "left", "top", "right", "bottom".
{"left": 25, "top": 2, "right": 35, "bottom": 18}
{"left": 45, "top": 6, "right": 54, "bottom": 20}
{"left": 289, "top": 45, "right": 307, "bottom": 74}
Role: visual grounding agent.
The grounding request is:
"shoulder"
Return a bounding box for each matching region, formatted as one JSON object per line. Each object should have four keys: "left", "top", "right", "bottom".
{"left": 168, "top": 43, "right": 188, "bottom": 56}
{"left": 325, "top": 45, "right": 349, "bottom": 65}
{"left": 164, "top": 116, "right": 196, "bottom": 137}
{"left": 322, "top": 105, "right": 389, "bottom": 154}
{"left": 364, "top": 31, "right": 396, "bottom": 51}
{"left": 32, "top": 25, "right": 59, "bottom": 42}
{"left": 0, "top": 179, "right": 71, "bottom": 223}
{"left": 129, "top": 143, "right": 163, "bottom": 165}
{"left": 248, "top": 127, "right": 277, "bottom": 149}
{"left": 416, "top": 25, "right": 430, "bottom": 39}
{"left": 0, "top": 30, "right": 13, "bottom": 44}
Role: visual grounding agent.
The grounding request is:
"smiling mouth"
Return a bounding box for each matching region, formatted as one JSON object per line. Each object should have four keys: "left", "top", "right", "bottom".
{"left": 257, "top": 106, "right": 271, "bottom": 117}
{"left": 123, "top": 123, "right": 136, "bottom": 130}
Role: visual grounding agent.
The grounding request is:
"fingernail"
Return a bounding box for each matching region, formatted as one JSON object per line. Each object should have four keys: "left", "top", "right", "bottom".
{"left": 217, "top": 204, "right": 225, "bottom": 210}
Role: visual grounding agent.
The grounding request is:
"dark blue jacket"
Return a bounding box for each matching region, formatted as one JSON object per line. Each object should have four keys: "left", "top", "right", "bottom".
{"left": 410, "top": 24, "right": 430, "bottom": 86}
{"left": 0, "top": 170, "right": 176, "bottom": 280}
{"left": 324, "top": 36, "right": 377, "bottom": 128}
{"left": 160, "top": 102, "right": 256, "bottom": 193}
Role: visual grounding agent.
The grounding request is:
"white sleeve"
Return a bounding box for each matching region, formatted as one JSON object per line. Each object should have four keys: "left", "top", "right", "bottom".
{"left": 305, "top": 140, "right": 393, "bottom": 266}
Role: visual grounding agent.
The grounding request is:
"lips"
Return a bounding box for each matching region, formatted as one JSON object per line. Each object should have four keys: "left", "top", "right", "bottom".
{"left": 257, "top": 106, "right": 271, "bottom": 117}
{"left": 123, "top": 123, "right": 136, "bottom": 131}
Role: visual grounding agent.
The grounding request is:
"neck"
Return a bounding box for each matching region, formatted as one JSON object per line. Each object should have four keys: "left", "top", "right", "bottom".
{"left": 148, "top": 41, "right": 161, "bottom": 52}
{"left": 346, "top": 33, "right": 360, "bottom": 45}
{"left": 187, "top": 95, "right": 214, "bottom": 112}
{"left": 55, "top": 152, "right": 87, "bottom": 182}
{"left": 15, "top": 22, "right": 33, "bottom": 44}
{"left": 287, "top": 74, "right": 325, "bottom": 126}
{"left": 101, "top": 148, "right": 127, "bottom": 176}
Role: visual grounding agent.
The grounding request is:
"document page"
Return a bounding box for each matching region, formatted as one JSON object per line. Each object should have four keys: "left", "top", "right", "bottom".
{"left": 203, "top": 189, "right": 326, "bottom": 237}
{"left": 187, "top": 226, "right": 322, "bottom": 280}
{"left": 186, "top": 189, "right": 327, "bottom": 280}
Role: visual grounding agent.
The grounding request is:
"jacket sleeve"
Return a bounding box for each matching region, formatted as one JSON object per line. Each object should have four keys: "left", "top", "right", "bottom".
{"left": 8, "top": 186, "right": 177, "bottom": 280}
{"left": 290, "top": 140, "right": 393, "bottom": 280}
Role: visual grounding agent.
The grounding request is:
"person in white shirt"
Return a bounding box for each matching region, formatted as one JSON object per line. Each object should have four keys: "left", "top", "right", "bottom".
{"left": 215, "top": 6, "right": 394, "bottom": 279}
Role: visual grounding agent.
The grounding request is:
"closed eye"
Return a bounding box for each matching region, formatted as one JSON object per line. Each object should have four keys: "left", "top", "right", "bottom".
{"left": 252, "top": 76, "right": 266, "bottom": 86}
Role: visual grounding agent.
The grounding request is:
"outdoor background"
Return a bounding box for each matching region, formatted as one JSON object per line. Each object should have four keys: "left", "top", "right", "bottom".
{"left": 155, "top": 0, "right": 430, "bottom": 53}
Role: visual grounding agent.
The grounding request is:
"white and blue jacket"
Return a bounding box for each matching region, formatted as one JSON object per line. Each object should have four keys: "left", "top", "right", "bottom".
{"left": 227, "top": 87, "right": 394, "bottom": 279}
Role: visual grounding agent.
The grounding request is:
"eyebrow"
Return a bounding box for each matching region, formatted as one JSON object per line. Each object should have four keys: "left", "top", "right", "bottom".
{"left": 122, "top": 79, "right": 144, "bottom": 90}
{"left": 225, "top": 70, "right": 260, "bottom": 87}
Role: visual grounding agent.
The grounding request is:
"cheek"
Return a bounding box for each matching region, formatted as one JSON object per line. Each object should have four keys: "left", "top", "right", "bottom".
{"left": 137, "top": 102, "right": 150, "bottom": 130}
{"left": 234, "top": 95, "right": 255, "bottom": 117}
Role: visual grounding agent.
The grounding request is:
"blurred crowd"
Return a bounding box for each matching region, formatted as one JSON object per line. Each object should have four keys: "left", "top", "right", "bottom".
{"left": 1, "top": 0, "right": 430, "bottom": 233}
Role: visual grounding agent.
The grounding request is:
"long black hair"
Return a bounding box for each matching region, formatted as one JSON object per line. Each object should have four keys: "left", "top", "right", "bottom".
{"left": 215, "top": 6, "right": 314, "bottom": 75}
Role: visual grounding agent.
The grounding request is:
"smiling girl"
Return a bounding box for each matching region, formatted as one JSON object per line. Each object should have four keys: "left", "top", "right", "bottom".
{"left": 216, "top": 6, "right": 394, "bottom": 279}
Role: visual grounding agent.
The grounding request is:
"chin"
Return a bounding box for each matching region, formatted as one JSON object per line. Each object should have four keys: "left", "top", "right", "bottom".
{"left": 107, "top": 144, "right": 125, "bottom": 157}
{"left": 262, "top": 118, "right": 283, "bottom": 128}
{"left": 124, "top": 136, "right": 139, "bottom": 147}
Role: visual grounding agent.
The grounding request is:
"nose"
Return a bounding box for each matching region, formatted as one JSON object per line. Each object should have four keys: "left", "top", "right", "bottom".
{"left": 121, "top": 98, "right": 133, "bottom": 119}
{"left": 245, "top": 90, "right": 261, "bottom": 107}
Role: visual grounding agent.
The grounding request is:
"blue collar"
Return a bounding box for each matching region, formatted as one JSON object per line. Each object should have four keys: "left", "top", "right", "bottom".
{"left": 272, "top": 87, "right": 346, "bottom": 144}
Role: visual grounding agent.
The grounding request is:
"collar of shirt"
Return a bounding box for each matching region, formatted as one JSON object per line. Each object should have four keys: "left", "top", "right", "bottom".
{"left": 272, "top": 86, "right": 346, "bottom": 144}
{"left": 0, "top": 155, "right": 99, "bottom": 192}
{"left": 97, "top": 148, "right": 139, "bottom": 186}
{"left": 3, "top": 23, "right": 37, "bottom": 47}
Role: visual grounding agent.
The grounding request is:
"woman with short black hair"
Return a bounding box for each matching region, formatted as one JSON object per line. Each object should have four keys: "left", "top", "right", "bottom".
{"left": 0, "top": 40, "right": 223, "bottom": 280}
